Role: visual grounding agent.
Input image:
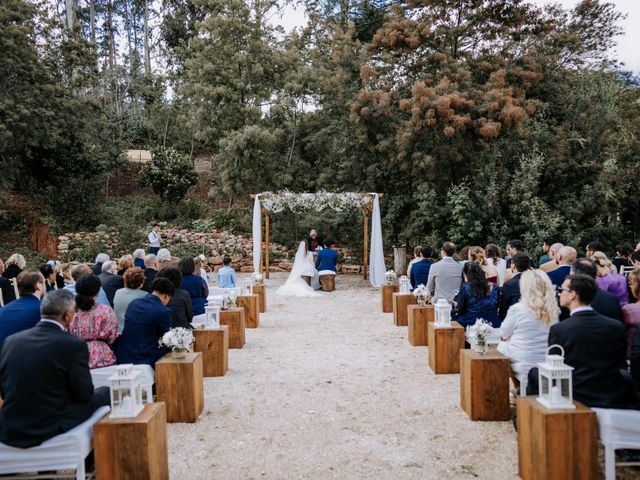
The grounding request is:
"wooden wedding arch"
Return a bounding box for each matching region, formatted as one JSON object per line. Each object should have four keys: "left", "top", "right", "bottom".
{"left": 251, "top": 192, "right": 382, "bottom": 280}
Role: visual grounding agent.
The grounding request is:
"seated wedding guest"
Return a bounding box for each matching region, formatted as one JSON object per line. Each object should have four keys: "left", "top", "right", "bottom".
{"left": 485, "top": 243, "right": 506, "bottom": 286}
{"left": 91, "top": 253, "right": 110, "bottom": 275}
{"left": 117, "top": 254, "right": 134, "bottom": 276}
{"left": 196, "top": 254, "right": 209, "bottom": 285}
{"left": 156, "top": 267, "right": 193, "bottom": 329}
{"left": 406, "top": 246, "right": 422, "bottom": 280}
{"left": 0, "top": 270, "right": 45, "bottom": 351}
{"left": 0, "top": 289, "right": 110, "bottom": 448}
{"left": 427, "top": 242, "right": 463, "bottom": 301}
{"left": 116, "top": 277, "right": 174, "bottom": 367}
{"left": 571, "top": 258, "right": 622, "bottom": 322}
{"left": 64, "top": 264, "right": 110, "bottom": 306}
{"left": 0, "top": 259, "right": 16, "bottom": 305}
{"left": 468, "top": 246, "right": 498, "bottom": 283}
{"left": 68, "top": 275, "right": 119, "bottom": 369}
{"left": 458, "top": 245, "right": 471, "bottom": 265}
{"left": 633, "top": 250, "right": 640, "bottom": 267}
{"left": 113, "top": 267, "right": 148, "bottom": 332}
{"left": 142, "top": 253, "right": 159, "bottom": 292}
{"left": 452, "top": 262, "right": 500, "bottom": 328}
{"left": 180, "top": 256, "right": 209, "bottom": 315}
{"left": 592, "top": 251, "right": 629, "bottom": 306}
{"left": 547, "top": 246, "right": 576, "bottom": 287}
{"left": 47, "top": 260, "right": 66, "bottom": 289}
{"left": 316, "top": 240, "right": 339, "bottom": 272}
{"left": 505, "top": 239, "right": 524, "bottom": 268}
{"left": 585, "top": 240, "right": 606, "bottom": 259}
{"left": 539, "top": 242, "right": 563, "bottom": 273}
{"left": 528, "top": 274, "right": 636, "bottom": 408}
{"left": 157, "top": 248, "right": 175, "bottom": 269}
{"left": 2, "top": 253, "right": 26, "bottom": 280}
{"left": 98, "top": 260, "right": 124, "bottom": 307}
{"left": 38, "top": 262, "right": 57, "bottom": 292}
{"left": 410, "top": 246, "right": 433, "bottom": 289}
{"left": 538, "top": 236, "right": 557, "bottom": 266}
{"left": 499, "top": 252, "right": 530, "bottom": 320}
{"left": 133, "top": 249, "right": 146, "bottom": 269}
{"left": 623, "top": 268, "right": 640, "bottom": 357}
{"left": 217, "top": 256, "right": 237, "bottom": 288}
{"left": 498, "top": 270, "right": 559, "bottom": 391}
{"left": 613, "top": 242, "right": 634, "bottom": 272}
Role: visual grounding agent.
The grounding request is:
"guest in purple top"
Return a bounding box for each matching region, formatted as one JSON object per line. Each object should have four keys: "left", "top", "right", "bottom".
{"left": 623, "top": 268, "right": 640, "bottom": 356}
{"left": 593, "top": 252, "right": 629, "bottom": 306}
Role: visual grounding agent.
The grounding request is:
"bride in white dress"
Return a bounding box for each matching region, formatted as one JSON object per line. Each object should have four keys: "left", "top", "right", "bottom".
{"left": 276, "top": 241, "right": 321, "bottom": 297}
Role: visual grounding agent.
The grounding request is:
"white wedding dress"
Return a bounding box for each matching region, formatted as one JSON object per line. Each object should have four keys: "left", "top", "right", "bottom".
{"left": 276, "top": 241, "right": 321, "bottom": 297}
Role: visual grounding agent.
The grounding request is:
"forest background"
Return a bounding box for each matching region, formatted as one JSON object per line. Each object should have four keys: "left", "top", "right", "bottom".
{"left": 1, "top": 0, "right": 639, "bottom": 262}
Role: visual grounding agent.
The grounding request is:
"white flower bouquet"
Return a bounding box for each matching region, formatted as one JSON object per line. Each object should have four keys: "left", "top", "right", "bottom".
{"left": 385, "top": 270, "right": 397, "bottom": 284}
{"left": 413, "top": 284, "right": 431, "bottom": 306}
{"left": 252, "top": 272, "right": 264, "bottom": 284}
{"left": 465, "top": 318, "right": 493, "bottom": 354}
{"left": 159, "top": 327, "right": 194, "bottom": 356}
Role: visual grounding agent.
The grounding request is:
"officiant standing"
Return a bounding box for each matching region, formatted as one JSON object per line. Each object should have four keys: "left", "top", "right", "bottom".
{"left": 307, "top": 229, "right": 323, "bottom": 254}
{"left": 148, "top": 224, "right": 162, "bottom": 255}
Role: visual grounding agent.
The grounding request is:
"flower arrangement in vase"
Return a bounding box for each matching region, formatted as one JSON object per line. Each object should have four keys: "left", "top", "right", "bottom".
{"left": 252, "top": 272, "right": 264, "bottom": 284}
{"left": 413, "top": 284, "right": 430, "bottom": 306}
{"left": 159, "top": 327, "right": 194, "bottom": 359}
{"left": 465, "top": 318, "right": 493, "bottom": 355}
{"left": 385, "top": 270, "right": 397, "bottom": 284}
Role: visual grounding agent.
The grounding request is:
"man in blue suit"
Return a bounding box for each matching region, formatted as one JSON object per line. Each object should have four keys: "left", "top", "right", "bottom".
{"left": 547, "top": 246, "right": 577, "bottom": 288}
{"left": 116, "top": 277, "right": 174, "bottom": 367}
{"left": 499, "top": 253, "right": 530, "bottom": 320}
{"left": 315, "top": 240, "right": 338, "bottom": 272}
{"left": 410, "top": 245, "right": 433, "bottom": 289}
{"left": 0, "top": 270, "right": 46, "bottom": 351}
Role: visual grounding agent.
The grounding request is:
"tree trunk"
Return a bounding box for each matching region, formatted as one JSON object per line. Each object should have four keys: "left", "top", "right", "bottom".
{"left": 107, "top": 0, "right": 115, "bottom": 69}
{"left": 65, "top": 0, "right": 75, "bottom": 30}
{"left": 89, "top": 0, "right": 96, "bottom": 43}
{"left": 144, "top": 0, "right": 151, "bottom": 76}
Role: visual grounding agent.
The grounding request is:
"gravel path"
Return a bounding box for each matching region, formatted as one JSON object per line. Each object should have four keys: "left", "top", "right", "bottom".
{"left": 167, "top": 273, "right": 519, "bottom": 479}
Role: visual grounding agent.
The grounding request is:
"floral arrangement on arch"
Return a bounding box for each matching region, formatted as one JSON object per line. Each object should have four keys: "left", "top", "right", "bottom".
{"left": 159, "top": 327, "right": 194, "bottom": 352}
{"left": 259, "top": 190, "right": 372, "bottom": 214}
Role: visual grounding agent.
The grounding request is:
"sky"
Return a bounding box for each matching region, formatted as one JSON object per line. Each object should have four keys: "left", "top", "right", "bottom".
{"left": 273, "top": 0, "right": 640, "bottom": 72}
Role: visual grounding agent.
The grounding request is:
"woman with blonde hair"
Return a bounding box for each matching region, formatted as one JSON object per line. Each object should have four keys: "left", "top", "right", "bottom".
{"left": 117, "top": 255, "right": 134, "bottom": 276}
{"left": 497, "top": 269, "right": 559, "bottom": 393}
{"left": 592, "top": 251, "right": 629, "bottom": 306}
{"left": 468, "top": 246, "right": 499, "bottom": 284}
{"left": 2, "top": 254, "right": 26, "bottom": 280}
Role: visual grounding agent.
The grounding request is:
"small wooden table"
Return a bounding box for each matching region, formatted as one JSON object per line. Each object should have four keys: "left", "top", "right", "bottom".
{"left": 460, "top": 349, "right": 510, "bottom": 420}
{"left": 194, "top": 326, "right": 229, "bottom": 377}
{"left": 252, "top": 283, "right": 266, "bottom": 312}
{"left": 237, "top": 294, "right": 260, "bottom": 328}
{"left": 517, "top": 396, "right": 598, "bottom": 480}
{"left": 392, "top": 293, "right": 416, "bottom": 326}
{"left": 94, "top": 402, "right": 169, "bottom": 480}
{"left": 381, "top": 284, "right": 398, "bottom": 313}
{"left": 427, "top": 321, "right": 465, "bottom": 374}
{"left": 220, "top": 307, "right": 246, "bottom": 348}
{"left": 155, "top": 352, "right": 204, "bottom": 423}
{"left": 407, "top": 305, "right": 434, "bottom": 346}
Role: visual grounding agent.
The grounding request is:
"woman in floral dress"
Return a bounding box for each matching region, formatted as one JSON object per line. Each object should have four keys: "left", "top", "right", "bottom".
{"left": 69, "top": 274, "right": 119, "bottom": 368}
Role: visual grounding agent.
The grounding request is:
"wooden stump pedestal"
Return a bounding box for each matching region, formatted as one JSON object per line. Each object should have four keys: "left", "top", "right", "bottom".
{"left": 427, "top": 321, "right": 465, "bottom": 374}
{"left": 460, "top": 349, "right": 510, "bottom": 420}
{"left": 94, "top": 403, "right": 169, "bottom": 480}
{"left": 220, "top": 308, "right": 246, "bottom": 348}
{"left": 155, "top": 352, "right": 204, "bottom": 423}
{"left": 407, "top": 305, "right": 434, "bottom": 346}
{"left": 194, "top": 326, "right": 229, "bottom": 377}
{"left": 381, "top": 284, "right": 398, "bottom": 313}
{"left": 319, "top": 274, "right": 335, "bottom": 292}
{"left": 392, "top": 293, "right": 416, "bottom": 326}
{"left": 517, "top": 396, "right": 598, "bottom": 480}
{"left": 237, "top": 294, "right": 260, "bottom": 328}
{"left": 252, "top": 283, "right": 266, "bottom": 312}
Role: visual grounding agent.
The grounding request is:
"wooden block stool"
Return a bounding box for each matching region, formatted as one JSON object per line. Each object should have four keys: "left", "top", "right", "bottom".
{"left": 94, "top": 403, "right": 169, "bottom": 480}
{"left": 460, "top": 349, "right": 510, "bottom": 420}
{"left": 392, "top": 293, "right": 416, "bottom": 326}
{"left": 237, "top": 294, "right": 260, "bottom": 328}
{"left": 517, "top": 396, "right": 598, "bottom": 480}
{"left": 220, "top": 308, "right": 245, "bottom": 348}
{"left": 319, "top": 274, "right": 335, "bottom": 292}
{"left": 427, "top": 321, "right": 465, "bottom": 374}
{"left": 407, "top": 305, "right": 434, "bottom": 346}
{"left": 155, "top": 352, "right": 204, "bottom": 423}
{"left": 253, "top": 283, "right": 266, "bottom": 312}
{"left": 381, "top": 284, "right": 398, "bottom": 313}
{"left": 194, "top": 326, "right": 229, "bottom": 377}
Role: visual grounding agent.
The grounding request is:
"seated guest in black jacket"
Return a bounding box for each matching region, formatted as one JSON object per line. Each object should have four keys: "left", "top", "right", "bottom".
{"left": 142, "top": 253, "right": 159, "bottom": 293}
{"left": 98, "top": 260, "right": 124, "bottom": 307}
{"left": 156, "top": 267, "right": 193, "bottom": 329}
{"left": 410, "top": 245, "right": 434, "bottom": 289}
{"left": 0, "top": 258, "right": 16, "bottom": 305}
{"left": 529, "top": 274, "right": 635, "bottom": 408}
{"left": 0, "top": 290, "right": 110, "bottom": 448}
{"left": 569, "top": 258, "right": 623, "bottom": 322}
{"left": 498, "top": 252, "right": 530, "bottom": 320}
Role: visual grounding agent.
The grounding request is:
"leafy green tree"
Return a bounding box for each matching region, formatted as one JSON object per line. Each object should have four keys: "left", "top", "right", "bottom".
{"left": 139, "top": 147, "right": 198, "bottom": 203}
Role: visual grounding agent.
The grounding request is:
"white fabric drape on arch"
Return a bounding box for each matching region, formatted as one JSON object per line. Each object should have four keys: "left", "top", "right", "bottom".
{"left": 369, "top": 193, "right": 386, "bottom": 287}
{"left": 252, "top": 196, "right": 261, "bottom": 273}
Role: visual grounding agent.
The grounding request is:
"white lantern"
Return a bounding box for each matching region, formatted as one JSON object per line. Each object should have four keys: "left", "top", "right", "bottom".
{"left": 108, "top": 364, "right": 144, "bottom": 418}
{"left": 399, "top": 275, "right": 411, "bottom": 293}
{"left": 205, "top": 305, "right": 221, "bottom": 328}
{"left": 434, "top": 299, "right": 452, "bottom": 327}
{"left": 537, "top": 345, "right": 575, "bottom": 409}
{"left": 242, "top": 279, "right": 253, "bottom": 295}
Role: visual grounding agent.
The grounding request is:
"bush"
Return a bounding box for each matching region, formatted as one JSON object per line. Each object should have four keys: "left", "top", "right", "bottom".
{"left": 139, "top": 147, "right": 198, "bottom": 204}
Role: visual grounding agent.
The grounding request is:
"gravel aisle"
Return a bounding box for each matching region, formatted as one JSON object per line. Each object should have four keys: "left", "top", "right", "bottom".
{"left": 168, "top": 273, "right": 518, "bottom": 479}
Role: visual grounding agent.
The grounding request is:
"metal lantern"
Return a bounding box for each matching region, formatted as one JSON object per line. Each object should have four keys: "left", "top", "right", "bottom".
{"left": 434, "top": 299, "right": 452, "bottom": 327}
{"left": 205, "top": 305, "right": 221, "bottom": 328}
{"left": 109, "top": 364, "right": 144, "bottom": 419}
{"left": 399, "top": 275, "right": 411, "bottom": 293}
{"left": 242, "top": 279, "right": 253, "bottom": 295}
{"left": 537, "top": 345, "right": 575, "bottom": 409}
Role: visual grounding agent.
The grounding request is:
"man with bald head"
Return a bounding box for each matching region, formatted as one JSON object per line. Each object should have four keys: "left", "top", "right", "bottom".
{"left": 540, "top": 243, "right": 563, "bottom": 273}
{"left": 547, "top": 246, "right": 577, "bottom": 288}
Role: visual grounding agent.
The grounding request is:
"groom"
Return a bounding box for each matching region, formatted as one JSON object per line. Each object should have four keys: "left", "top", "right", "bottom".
{"left": 315, "top": 240, "right": 338, "bottom": 272}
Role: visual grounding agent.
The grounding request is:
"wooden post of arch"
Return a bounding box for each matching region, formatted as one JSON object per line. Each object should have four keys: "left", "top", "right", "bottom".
{"left": 363, "top": 209, "right": 369, "bottom": 280}
{"left": 265, "top": 210, "right": 270, "bottom": 279}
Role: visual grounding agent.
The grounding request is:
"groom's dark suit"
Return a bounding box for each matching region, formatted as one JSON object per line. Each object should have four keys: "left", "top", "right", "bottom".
{"left": 316, "top": 249, "right": 337, "bottom": 272}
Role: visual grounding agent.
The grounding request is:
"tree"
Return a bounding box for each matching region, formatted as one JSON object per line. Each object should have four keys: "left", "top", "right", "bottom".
{"left": 139, "top": 147, "right": 198, "bottom": 203}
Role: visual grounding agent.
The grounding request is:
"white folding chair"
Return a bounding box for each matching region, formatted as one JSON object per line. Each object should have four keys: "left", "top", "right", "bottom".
{"left": 620, "top": 265, "right": 635, "bottom": 276}
{"left": 593, "top": 407, "right": 640, "bottom": 480}
{"left": 10, "top": 278, "right": 19, "bottom": 299}
{"left": 0, "top": 288, "right": 4, "bottom": 307}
